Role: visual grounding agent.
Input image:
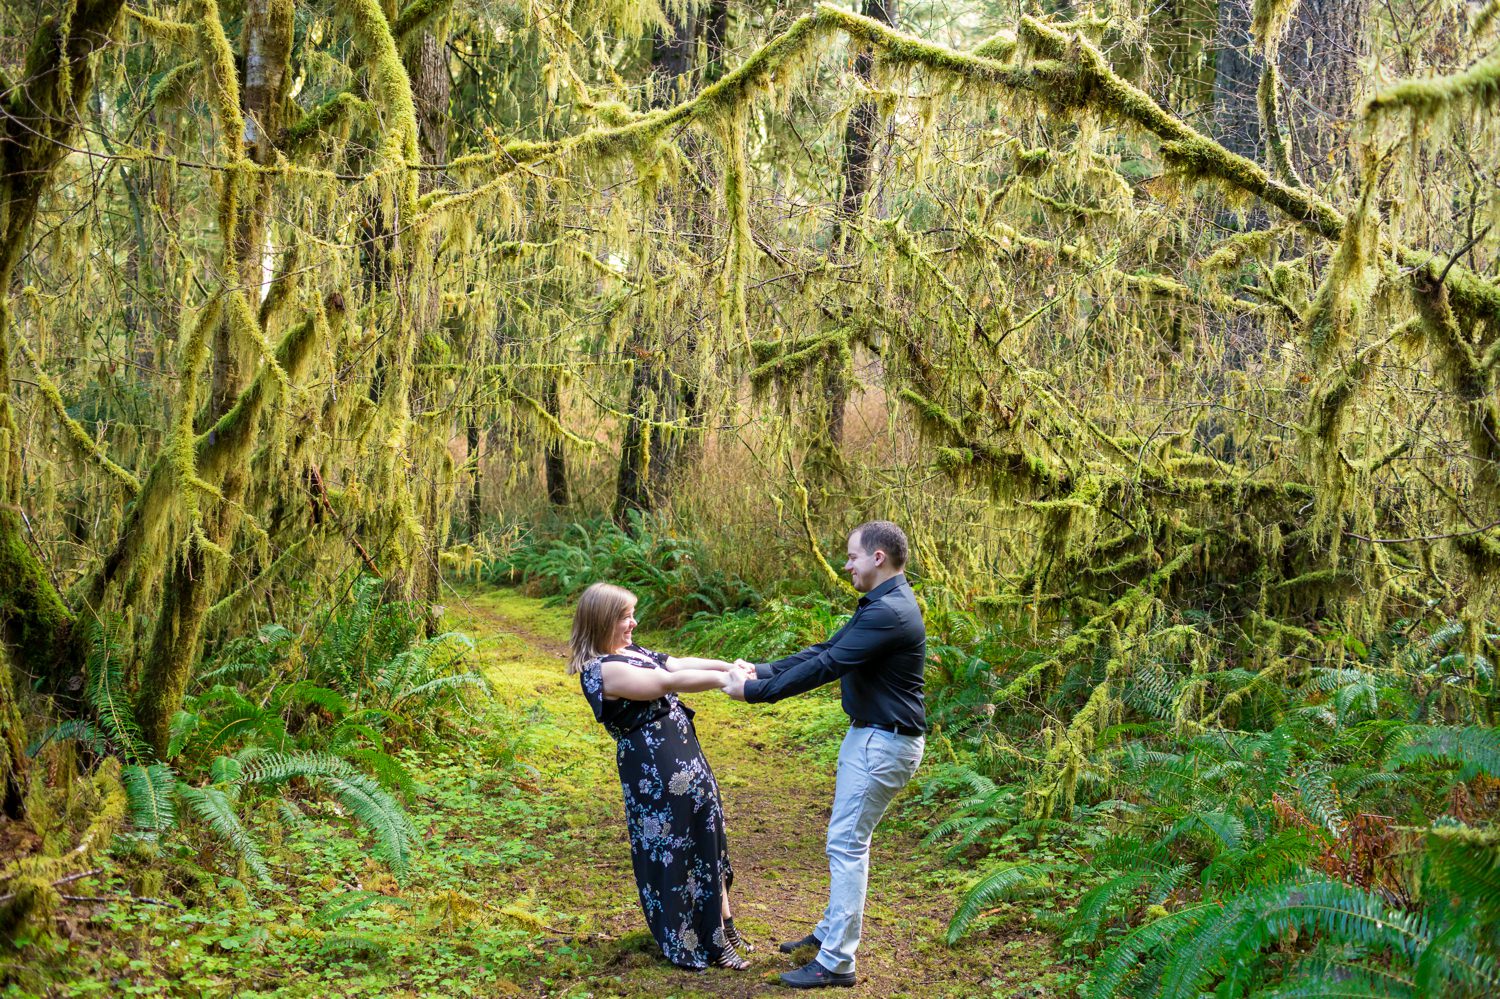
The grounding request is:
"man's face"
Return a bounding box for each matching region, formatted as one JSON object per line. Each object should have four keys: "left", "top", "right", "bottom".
{"left": 844, "top": 531, "right": 884, "bottom": 592}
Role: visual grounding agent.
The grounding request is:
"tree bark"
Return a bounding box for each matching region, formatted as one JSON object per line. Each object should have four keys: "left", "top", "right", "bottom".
{"left": 1277, "top": 0, "right": 1369, "bottom": 183}
{"left": 209, "top": 0, "right": 295, "bottom": 422}
{"left": 467, "top": 421, "right": 483, "bottom": 533}
{"left": 824, "top": 0, "right": 897, "bottom": 451}
{"left": 407, "top": 24, "right": 453, "bottom": 615}
{"left": 614, "top": 6, "right": 706, "bottom": 527}
{"left": 0, "top": 2, "right": 128, "bottom": 719}
{"left": 136, "top": 0, "right": 297, "bottom": 755}
{"left": 1212, "top": 0, "right": 1264, "bottom": 161}
{"left": 542, "top": 378, "right": 569, "bottom": 507}
{"left": 1, "top": 645, "right": 25, "bottom": 818}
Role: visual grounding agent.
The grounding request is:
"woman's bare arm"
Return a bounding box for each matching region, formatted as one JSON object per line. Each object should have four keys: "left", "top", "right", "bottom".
{"left": 662, "top": 655, "right": 733, "bottom": 673}
{"left": 600, "top": 662, "right": 730, "bottom": 700}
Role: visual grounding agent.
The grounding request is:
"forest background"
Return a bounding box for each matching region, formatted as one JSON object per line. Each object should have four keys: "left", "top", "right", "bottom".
{"left": 1, "top": 0, "right": 1499, "bottom": 994}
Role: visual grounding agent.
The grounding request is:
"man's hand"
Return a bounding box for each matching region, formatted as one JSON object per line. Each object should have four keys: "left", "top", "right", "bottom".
{"left": 723, "top": 666, "right": 750, "bottom": 701}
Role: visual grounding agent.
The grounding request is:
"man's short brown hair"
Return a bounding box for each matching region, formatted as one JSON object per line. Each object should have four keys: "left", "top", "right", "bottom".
{"left": 852, "top": 521, "right": 909, "bottom": 569}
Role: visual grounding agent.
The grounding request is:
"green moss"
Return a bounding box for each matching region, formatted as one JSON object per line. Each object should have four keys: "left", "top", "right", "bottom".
{"left": 1362, "top": 46, "right": 1500, "bottom": 120}
{"left": 0, "top": 512, "right": 73, "bottom": 676}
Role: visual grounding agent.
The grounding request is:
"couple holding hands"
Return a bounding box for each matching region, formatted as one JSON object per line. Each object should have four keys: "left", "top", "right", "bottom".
{"left": 567, "top": 521, "right": 926, "bottom": 989}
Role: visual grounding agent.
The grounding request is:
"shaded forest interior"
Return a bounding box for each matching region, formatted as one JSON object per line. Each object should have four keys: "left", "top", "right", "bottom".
{"left": 1, "top": 0, "right": 1499, "bottom": 995}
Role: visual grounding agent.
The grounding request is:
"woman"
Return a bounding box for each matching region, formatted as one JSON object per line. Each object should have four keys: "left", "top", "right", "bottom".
{"left": 569, "top": 582, "right": 753, "bottom": 971}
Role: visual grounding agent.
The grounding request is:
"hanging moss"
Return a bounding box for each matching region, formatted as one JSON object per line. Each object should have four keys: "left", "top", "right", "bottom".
{"left": 1362, "top": 46, "right": 1500, "bottom": 121}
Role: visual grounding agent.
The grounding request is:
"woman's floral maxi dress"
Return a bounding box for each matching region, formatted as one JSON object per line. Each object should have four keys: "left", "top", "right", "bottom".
{"left": 580, "top": 645, "right": 735, "bottom": 969}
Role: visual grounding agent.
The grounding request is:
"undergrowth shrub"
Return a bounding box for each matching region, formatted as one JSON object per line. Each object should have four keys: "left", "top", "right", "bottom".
{"left": 29, "top": 579, "right": 486, "bottom": 895}
{"left": 484, "top": 512, "right": 758, "bottom": 628}
{"left": 922, "top": 614, "right": 1500, "bottom": 996}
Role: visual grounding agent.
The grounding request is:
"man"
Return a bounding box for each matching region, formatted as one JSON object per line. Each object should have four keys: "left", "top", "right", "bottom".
{"left": 724, "top": 520, "right": 926, "bottom": 989}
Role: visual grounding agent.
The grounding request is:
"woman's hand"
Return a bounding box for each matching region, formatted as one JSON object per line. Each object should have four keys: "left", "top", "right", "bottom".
{"left": 722, "top": 666, "right": 750, "bottom": 701}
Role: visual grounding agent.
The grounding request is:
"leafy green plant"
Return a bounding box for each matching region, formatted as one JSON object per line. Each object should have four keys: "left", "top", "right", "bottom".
{"left": 487, "top": 513, "right": 758, "bottom": 627}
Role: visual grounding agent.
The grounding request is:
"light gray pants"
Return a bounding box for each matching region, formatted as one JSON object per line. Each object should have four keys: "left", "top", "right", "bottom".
{"left": 814, "top": 725, "right": 925, "bottom": 974}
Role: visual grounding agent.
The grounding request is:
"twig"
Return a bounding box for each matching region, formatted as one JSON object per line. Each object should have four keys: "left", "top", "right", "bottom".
{"left": 1345, "top": 520, "right": 1500, "bottom": 545}
{"left": 308, "top": 464, "right": 381, "bottom": 576}
{"left": 0, "top": 868, "right": 102, "bottom": 901}
{"left": 58, "top": 893, "right": 184, "bottom": 908}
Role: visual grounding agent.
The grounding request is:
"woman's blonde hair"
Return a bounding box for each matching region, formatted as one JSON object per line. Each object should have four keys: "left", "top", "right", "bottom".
{"left": 568, "top": 582, "right": 636, "bottom": 675}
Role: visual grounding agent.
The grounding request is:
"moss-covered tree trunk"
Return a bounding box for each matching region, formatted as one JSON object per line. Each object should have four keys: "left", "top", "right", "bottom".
{"left": 543, "top": 377, "right": 569, "bottom": 506}
{"left": 1, "top": 645, "right": 25, "bottom": 818}
{"left": 0, "top": 2, "right": 128, "bottom": 729}
{"left": 409, "top": 20, "right": 453, "bottom": 617}
{"left": 614, "top": 4, "right": 706, "bottom": 526}
{"left": 823, "top": 0, "right": 896, "bottom": 451}
{"left": 136, "top": 0, "right": 295, "bottom": 756}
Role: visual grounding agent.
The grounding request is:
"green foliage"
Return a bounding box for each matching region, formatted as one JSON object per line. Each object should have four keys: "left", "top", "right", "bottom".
{"left": 1391, "top": 725, "right": 1500, "bottom": 781}
{"left": 176, "top": 783, "right": 274, "bottom": 887}
{"left": 947, "top": 863, "right": 1057, "bottom": 944}
{"left": 488, "top": 513, "right": 758, "bottom": 628}
{"left": 84, "top": 617, "right": 145, "bottom": 763}
{"left": 119, "top": 763, "right": 177, "bottom": 833}
{"left": 912, "top": 613, "right": 1500, "bottom": 996}
{"left": 242, "top": 751, "right": 421, "bottom": 876}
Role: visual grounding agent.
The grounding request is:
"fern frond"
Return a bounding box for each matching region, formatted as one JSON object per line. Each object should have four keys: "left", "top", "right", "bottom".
{"left": 1425, "top": 821, "right": 1500, "bottom": 917}
{"left": 241, "top": 752, "right": 419, "bottom": 876}
{"left": 311, "top": 890, "right": 413, "bottom": 926}
{"left": 27, "top": 719, "right": 106, "bottom": 757}
{"left": 1296, "top": 770, "right": 1345, "bottom": 837}
{"left": 947, "top": 863, "right": 1053, "bottom": 944}
{"left": 1391, "top": 725, "right": 1500, "bottom": 780}
{"left": 178, "top": 784, "right": 273, "bottom": 886}
{"left": 389, "top": 672, "right": 490, "bottom": 706}
{"left": 1170, "top": 810, "right": 1247, "bottom": 850}
{"left": 1067, "top": 871, "right": 1151, "bottom": 942}
{"left": 1088, "top": 903, "right": 1219, "bottom": 999}
{"left": 121, "top": 763, "right": 178, "bottom": 833}
{"left": 1253, "top": 963, "right": 1416, "bottom": 997}
{"left": 85, "top": 618, "right": 145, "bottom": 761}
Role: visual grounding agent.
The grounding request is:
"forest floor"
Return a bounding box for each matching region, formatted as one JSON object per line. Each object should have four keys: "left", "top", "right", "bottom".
{"left": 3, "top": 587, "right": 1072, "bottom": 998}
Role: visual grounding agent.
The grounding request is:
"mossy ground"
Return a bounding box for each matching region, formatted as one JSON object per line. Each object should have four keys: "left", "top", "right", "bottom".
{"left": 2, "top": 586, "right": 1071, "bottom": 997}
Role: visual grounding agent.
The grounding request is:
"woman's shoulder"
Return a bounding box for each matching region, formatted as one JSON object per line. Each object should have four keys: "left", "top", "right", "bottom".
{"left": 625, "top": 644, "right": 669, "bottom": 667}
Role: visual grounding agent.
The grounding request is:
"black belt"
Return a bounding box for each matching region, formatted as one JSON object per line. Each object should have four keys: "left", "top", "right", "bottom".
{"left": 851, "top": 719, "right": 923, "bottom": 737}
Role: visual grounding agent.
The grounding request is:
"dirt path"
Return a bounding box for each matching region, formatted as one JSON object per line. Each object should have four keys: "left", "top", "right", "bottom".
{"left": 447, "top": 587, "right": 1057, "bottom": 998}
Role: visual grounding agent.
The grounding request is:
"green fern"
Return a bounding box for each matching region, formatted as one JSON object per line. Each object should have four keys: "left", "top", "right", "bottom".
{"left": 1146, "top": 877, "right": 1500, "bottom": 999}
{"left": 947, "top": 863, "right": 1056, "bottom": 943}
{"left": 311, "top": 890, "right": 413, "bottom": 926}
{"left": 121, "top": 763, "right": 178, "bottom": 833}
{"left": 1391, "top": 725, "right": 1500, "bottom": 781}
{"left": 85, "top": 617, "right": 145, "bottom": 762}
{"left": 241, "top": 752, "right": 420, "bottom": 876}
{"left": 1425, "top": 822, "right": 1500, "bottom": 918}
{"left": 1254, "top": 963, "right": 1417, "bottom": 997}
{"left": 27, "top": 718, "right": 106, "bottom": 757}
{"left": 1087, "top": 903, "right": 1219, "bottom": 999}
{"left": 177, "top": 784, "right": 273, "bottom": 887}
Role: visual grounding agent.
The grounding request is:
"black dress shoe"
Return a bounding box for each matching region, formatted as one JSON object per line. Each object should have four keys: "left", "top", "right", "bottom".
{"left": 778, "top": 958, "right": 855, "bottom": 989}
{"left": 777, "top": 931, "right": 822, "bottom": 954}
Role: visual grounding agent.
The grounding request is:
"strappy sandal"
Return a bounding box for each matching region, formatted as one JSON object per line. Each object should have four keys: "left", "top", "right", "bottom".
{"left": 723, "top": 917, "right": 755, "bottom": 953}
{"left": 713, "top": 942, "right": 750, "bottom": 970}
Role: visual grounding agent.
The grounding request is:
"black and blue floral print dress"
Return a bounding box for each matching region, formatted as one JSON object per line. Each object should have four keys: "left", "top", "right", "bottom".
{"left": 580, "top": 644, "right": 735, "bottom": 970}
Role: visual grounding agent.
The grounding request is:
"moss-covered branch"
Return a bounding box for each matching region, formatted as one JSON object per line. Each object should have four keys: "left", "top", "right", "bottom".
{"left": 13, "top": 340, "right": 139, "bottom": 494}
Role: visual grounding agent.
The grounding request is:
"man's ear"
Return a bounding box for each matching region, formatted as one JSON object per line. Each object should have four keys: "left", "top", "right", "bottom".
{"left": 872, "top": 549, "right": 885, "bottom": 566}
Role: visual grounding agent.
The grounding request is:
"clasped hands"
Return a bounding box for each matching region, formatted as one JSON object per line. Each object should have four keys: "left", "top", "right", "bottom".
{"left": 719, "top": 658, "right": 756, "bottom": 701}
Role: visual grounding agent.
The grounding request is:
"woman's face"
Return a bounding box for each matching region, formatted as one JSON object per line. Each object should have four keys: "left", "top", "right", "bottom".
{"left": 608, "top": 600, "right": 638, "bottom": 652}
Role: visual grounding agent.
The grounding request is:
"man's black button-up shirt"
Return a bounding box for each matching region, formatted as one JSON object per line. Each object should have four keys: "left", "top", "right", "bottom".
{"left": 743, "top": 574, "right": 926, "bottom": 731}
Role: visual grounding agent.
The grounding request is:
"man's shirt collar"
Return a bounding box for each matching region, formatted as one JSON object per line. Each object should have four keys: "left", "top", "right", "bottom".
{"left": 858, "top": 573, "right": 908, "bottom": 607}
